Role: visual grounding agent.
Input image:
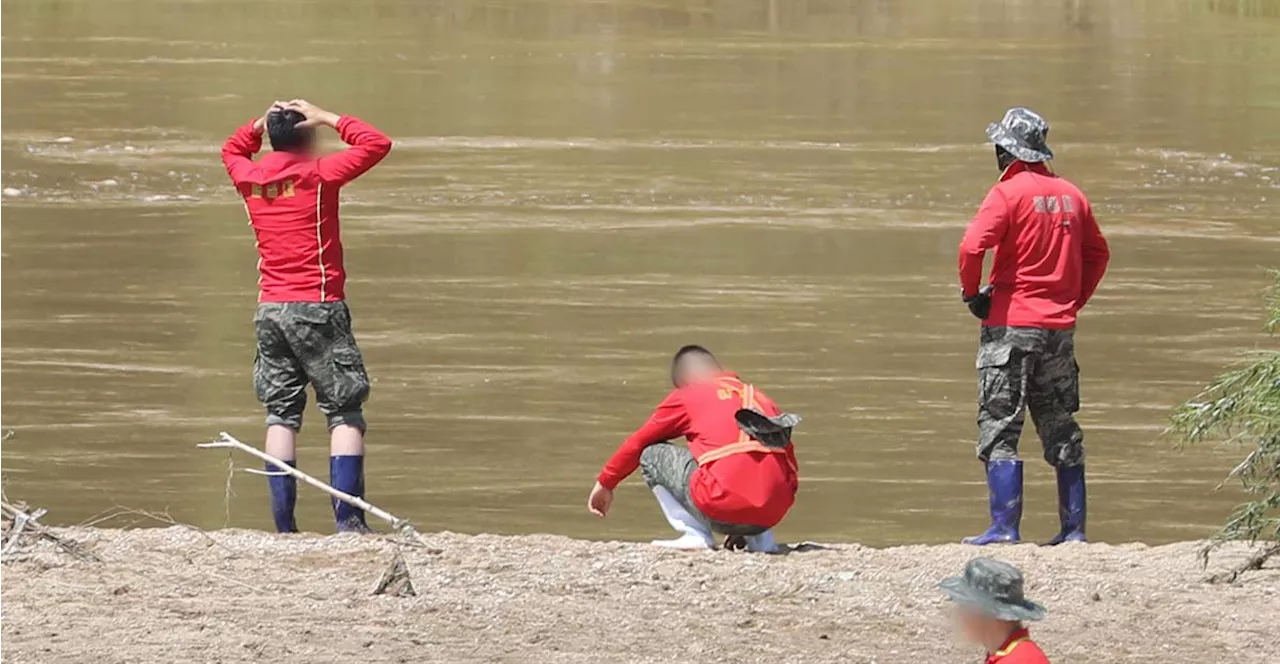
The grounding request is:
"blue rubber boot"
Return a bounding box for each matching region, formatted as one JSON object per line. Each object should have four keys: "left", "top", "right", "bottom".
{"left": 962, "top": 459, "right": 1023, "bottom": 545}
{"left": 1045, "top": 464, "right": 1087, "bottom": 545}
{"left": 267, "top": 460, "right": 298, "bottom": 533}
{"left": 330, "top": 455, "right": 372, "bottom": 533}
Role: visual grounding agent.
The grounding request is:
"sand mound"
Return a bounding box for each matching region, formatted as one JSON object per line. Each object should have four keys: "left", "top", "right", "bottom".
{"left": 2, "top": 527, "right": 1276, "bottom": 663}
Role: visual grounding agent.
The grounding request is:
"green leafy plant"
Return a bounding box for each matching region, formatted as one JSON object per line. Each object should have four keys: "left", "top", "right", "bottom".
{"left": 1168, "top": 270, "right": 1280, "bottom": 582}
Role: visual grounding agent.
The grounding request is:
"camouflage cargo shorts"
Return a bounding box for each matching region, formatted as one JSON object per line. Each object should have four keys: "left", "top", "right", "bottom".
{"left": 976, "top": 325, "right": 1084, "bottom": 467}
{"left": 639, "top": 442, "right": 767, "bottom": 537}
{"left": 253, "top": 302, "right": 370, "bottom": 433}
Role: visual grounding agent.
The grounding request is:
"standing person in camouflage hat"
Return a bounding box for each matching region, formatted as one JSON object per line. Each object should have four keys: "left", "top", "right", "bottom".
{"left": 957, "top": 108, "right": 1110, "bottom": 545}
{"left": 940, "top": 557, "right": 1051, "bottom": 663}
{"left": 222, "top": 100, "right": 392, "bottom": 533}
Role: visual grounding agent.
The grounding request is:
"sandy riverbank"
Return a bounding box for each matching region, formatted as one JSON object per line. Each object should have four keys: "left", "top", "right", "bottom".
{"left": 1, "top": 527, "right": 1276, "bottom": 663}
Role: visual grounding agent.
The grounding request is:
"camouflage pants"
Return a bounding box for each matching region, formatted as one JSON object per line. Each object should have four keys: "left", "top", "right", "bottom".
{"left": 639, "top": 442, "right": 766, "bottom": 537}
{"left": 253, "top": 302, "right": 370, "bottom": 433}
{"left": 976, "top": 326, "right": 1084, "bottom": 467}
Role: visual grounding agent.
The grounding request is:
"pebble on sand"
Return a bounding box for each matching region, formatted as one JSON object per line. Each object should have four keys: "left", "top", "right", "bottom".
{"left": 3, "top": 187, "right": 23, "bottom": 197}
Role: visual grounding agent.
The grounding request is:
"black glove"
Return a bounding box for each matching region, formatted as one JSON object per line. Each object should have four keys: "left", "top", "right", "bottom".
{"left": 963, "top": 285, "right": 995, "bottom": 320}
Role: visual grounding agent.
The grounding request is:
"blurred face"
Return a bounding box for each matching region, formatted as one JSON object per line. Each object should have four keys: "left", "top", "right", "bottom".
{"left": 951, "top": 605, "right": 990, "bottom": 645}
{"left": 673, "top": 356, "right": 718, "bottom": 388}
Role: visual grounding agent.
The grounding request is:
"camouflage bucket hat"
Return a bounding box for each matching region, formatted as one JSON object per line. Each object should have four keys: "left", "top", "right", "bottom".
{"left": 939, "top": 557, "right": 1047, "bottom": 622}
{"left": 735, "top": 409, "right": 801, "bottom": 449}
{"left": 986, "top": 107, "right": 1054, "bottom": 163}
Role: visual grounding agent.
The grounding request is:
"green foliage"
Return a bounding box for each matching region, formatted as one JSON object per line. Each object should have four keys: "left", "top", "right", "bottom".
{"left": 1169, "top": 271, "right": 1280, "bottom": 566}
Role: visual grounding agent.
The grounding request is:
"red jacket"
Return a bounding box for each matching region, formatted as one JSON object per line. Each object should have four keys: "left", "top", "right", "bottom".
{"left": 985, "top": 629, "right": 1050, "bottom": 664}
{"left": 597, "top": 373, "right": 799, "bottom": 528}
{"left": 222, "top": 116, "right": 392, "bottom": 302}
{"left": 959, "top": 162, "right": 1110, "bottom": 329}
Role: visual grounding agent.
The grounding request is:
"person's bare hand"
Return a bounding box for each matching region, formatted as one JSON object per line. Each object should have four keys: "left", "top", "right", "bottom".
{"left": 251, "top": 101, "right": 286, "bottom": 135}
{"left": 283, "top": 99, "right": 340, "bottom": 129}
{"left": 587, "top": 481, "right": 613, "bottom": 518}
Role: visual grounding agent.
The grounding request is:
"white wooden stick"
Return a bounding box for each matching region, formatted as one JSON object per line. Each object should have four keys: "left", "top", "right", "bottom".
{"left": 198, "top": 432, "right": 412, "bottom": 533}
{"left": 241, "top": 468, "right": 290, "bottom": 477}
{"left": 2, "top": 506, "right": 45, "bottom": 557}
{"left": 0, "top": 503, "right": 97, "bottom": 561}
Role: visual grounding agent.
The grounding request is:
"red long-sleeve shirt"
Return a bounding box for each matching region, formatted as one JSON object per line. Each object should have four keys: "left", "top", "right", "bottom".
{"left": 597, "top": 373, "right": 799, "bottom": 528}
{"left": 221, "top": 116, "right": 392, "bottom": 302}
{"left": 959, "top": 162, "right": 1110, "bottom": 329}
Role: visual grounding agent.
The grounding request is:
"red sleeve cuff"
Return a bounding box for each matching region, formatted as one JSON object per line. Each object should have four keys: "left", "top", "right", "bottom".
{"left": 596, "top": 473, "right": 620, "bottom": 490}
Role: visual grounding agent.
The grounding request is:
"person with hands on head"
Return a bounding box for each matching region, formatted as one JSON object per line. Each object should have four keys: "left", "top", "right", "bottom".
{"left": 588, "top": 346, "right": 801, "bottom": 553}
{"left": 221, "top": 99, "right": 392, "bottom": 534}
{"left": 956, "top": 107, "right": 1110, "bottom": 546}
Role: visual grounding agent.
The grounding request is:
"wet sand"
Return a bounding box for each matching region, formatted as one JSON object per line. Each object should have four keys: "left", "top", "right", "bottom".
{"left": 2, "top": 527, "right": 1276, "bottom": 663}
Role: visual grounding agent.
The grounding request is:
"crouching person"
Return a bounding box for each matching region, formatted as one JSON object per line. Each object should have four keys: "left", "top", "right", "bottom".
{"left": 586, "top": 346, "right": 800, "bottom": 552}
{"left": 940, "top": 558, "right": 1051, "bottom": 663}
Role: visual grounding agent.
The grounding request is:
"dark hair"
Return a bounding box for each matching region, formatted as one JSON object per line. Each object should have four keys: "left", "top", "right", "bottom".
{"left": 671, "top": 344, "right": 716, "bottom": 386}
{"left": 267, "top": 109, "right": 314, "bottom": 152}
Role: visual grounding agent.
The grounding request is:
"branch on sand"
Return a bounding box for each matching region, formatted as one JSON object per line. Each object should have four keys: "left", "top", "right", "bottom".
{"left": 1, "top": 434, "right": 99, "bottom": 564}
{"left": 2, "top": 505, "right": 43, "bottom": 555}
{"left": 372, "top": 550, "right": 416, "bottom": 596}
{"left": 1206, "top": 543, "right": 1280, "bottom": 584}
{"left": 197, "top": 432, "right": 424, "bottom": 541}
{"left": 1, "top": 492, "right": 100, "bottom": 563}
{"left": 197, "top": 431, "right": 439, "bottom": 594}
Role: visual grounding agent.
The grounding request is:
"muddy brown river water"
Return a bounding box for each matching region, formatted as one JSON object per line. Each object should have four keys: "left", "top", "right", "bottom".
{"left": 2, "top": 1, "right": 1278, "bottom": 546}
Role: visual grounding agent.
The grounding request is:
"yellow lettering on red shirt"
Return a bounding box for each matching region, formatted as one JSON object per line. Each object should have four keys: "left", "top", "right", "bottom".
{"left": 248, "top": 179, "right": 296, "bottom": 201}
